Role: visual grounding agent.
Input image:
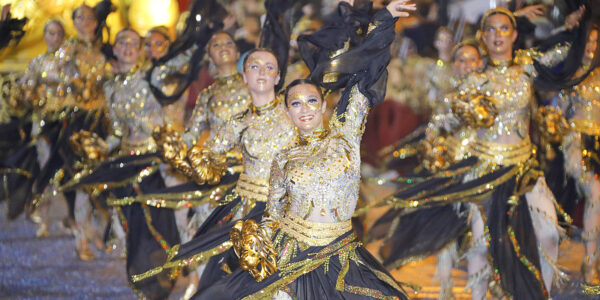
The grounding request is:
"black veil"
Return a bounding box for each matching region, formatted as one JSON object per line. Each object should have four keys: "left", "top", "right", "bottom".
{"left": 145, "top": 0, "right": 227, "bottom": 105}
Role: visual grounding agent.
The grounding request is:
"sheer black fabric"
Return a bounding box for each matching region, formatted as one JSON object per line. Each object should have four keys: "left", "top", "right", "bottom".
{"left": 378, "top": 204, "right": 469, "bottom": 269}
{"left": 298, "top": 5, "right": 396, "bottom": 117}
{"left": 111, "top": 172, "right": 181, "bottom": 300}
{"left": 145, "top": 0, "right": 226, "bottom": 105}
{"left": 487, "top": 178, "right": 546, "bottom": 300}
{"left": 259, "top": 0, "right": 310, "bottom": 92}
{"left": 534, "top": 3, "right": 600, "bottom": 92}
{"left": 35, "top": 109, "right": 108, "bottom": 194}
{"left": 542, "top": 143, "right": 582, "bottom": 221}
{"left": 0, "top": 14, "right": 26, "bottom": 50}
{"left": 193, "top": 231, "right": 407, "bottom": 300}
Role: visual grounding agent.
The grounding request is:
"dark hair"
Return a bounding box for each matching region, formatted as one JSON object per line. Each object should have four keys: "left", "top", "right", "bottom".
{"left": 242, "top": 48, "right": 278, "bottom": 72}
{"left": 284, "top": 78, "right": 323, "bottom": 106}
{"left": 207, "top": 30, "right": 238, "bottom": 52}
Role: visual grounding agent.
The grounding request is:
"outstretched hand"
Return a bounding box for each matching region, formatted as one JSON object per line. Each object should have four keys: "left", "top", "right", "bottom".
{"left": 386, "top": 0, "right": 417, "bottom": 18}
{"left": 565, "top": 5, "right": 585, "bottom": 31}
{"left": 515, "top": 4, "right": 545, "bottom": 22}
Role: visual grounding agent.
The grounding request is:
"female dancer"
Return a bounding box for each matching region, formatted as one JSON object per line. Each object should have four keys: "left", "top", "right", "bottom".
{"left": 194, "top": 3, "right": 415, "bottom": 298}
{"left": 30, "top": 3, "right": 109, "bottom": 239}
{"left": 63, "top": 28, "right": 181, "bottom": 299}
{"left": 557, "top": 24, "right": 600, "bottom": 284}
{"left": 373, "top": 7, "right": 584, "bottom": 299}
{"left": 4, "top": 19, "right": 66, "bottom": 234}
{"left": 183, "top": 30, "right": 252, "bottom": 145}
{"left": 133, "top": 2, "right": 416, "bottom": 299}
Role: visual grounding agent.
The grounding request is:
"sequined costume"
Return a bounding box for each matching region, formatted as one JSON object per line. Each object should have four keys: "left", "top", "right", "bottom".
{"left": 371, "top": 46, "right": 570, "bottom": 299}
{"left": 61, "top": 68, "right": 181, "bottom": 298}
{"left": 1, "top": 36, "right": 110, "bottom": 219}
{"left": 559, "top": 67, "right": 600, "bottom": 283}
{"left": 184, "top": 72, "right": 252, "bottom": 144}
{"left": 131, "top": 6, "right": 408, "bottom": 299}
{"left": 192, "top": 84, "right": 407, "bottom": 300}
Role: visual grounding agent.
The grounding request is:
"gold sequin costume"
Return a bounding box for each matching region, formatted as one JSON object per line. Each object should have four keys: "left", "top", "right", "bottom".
{"left": 560, "top": 67, "right": 600, "bottom": 243}
{"left": 184, "top": 72, "right": 251, "bottom": 145}
{"left": 162, "top": 86, "right": 407, "bottom": 300}
{"left": 104, "top": 69, "right": 163, "bottom": 155}
{"left": 375, "top": 46, "right": 571, "bottom": 299}
{"left": 207, "top": 97, "right": 297, "bottom": 215}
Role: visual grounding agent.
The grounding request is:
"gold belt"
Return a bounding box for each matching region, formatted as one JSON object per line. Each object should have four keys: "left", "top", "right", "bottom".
{"left": 471, "top": 138, "right": 532, "bottom": 166}
{"left": 120, "top": 137, "right": 157, "bottom": 155}
{"left": 279, "top": 213, "right": 352, "bottom": 247}
{"left": 570, "top": 119, "right": 600, "bottom": 136}
{"left": 234, "top": 173, "right": 268, "bottom": 202}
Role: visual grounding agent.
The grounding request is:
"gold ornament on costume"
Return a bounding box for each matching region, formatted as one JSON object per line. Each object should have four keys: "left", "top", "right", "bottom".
{"left": 230, "top": 218, "right": 279, "bottom": 282}
{"left": 419, "top": 136, "right": 453, "bottom": 173}
{"left": 451, "top": 92, "right": 498, "bottom": 129}
{"left": 153, "top": 125, "right": 226, "bottom": 185}
{"left": 533, "top": 105, "right": 569, "bottom": 160}
{"left": 69, "top": 130, "right": 108, "bottom": 162}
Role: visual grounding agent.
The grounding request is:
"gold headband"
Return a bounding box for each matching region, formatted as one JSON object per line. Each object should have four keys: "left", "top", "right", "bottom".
{"left": 451, "top": 38, "right": 482, "bottom": 61}
{"left": 480, "top": 7, "right": 517, "bottom": 31}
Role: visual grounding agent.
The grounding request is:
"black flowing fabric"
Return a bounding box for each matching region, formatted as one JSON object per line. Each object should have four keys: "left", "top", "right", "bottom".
{"left": 112, "top": 171, "right": 181, "bottom": 300}
{"left": 2, "top": 143, "right": 39, "bottom": 219}
{"left": 35, "top": 109, "right": 108, "bottom": 195}
{"left": 259, "top": 0, "right": 310, "bottom": 92}
{"left": 145, "top": 0, "right": 226, "bottom": 105}
{"left": 0, "top": 14, "right": 27, "bottom": 50}
{"left": 71, "top": 154, "right": 180, "bottom": 299}
{"left": 193, "top": 230, "right": 407, "bottom": 300}
{"left": 0, "top": 117, "right": 70, "bottom": 219}
{"left": 534, "top": 2, "right": 600, "bottom": 92}
{"left": 378, "top": 204, "right": 469, "bottom": 269}
{"left": 174, "top": 202, "right": 265, "bottom": 262}
{"left": 542, "top": 142, "right": 582, "bottom": 220}
{"left": 487, "top": 178, "right": 546, "bottom": 300}
{"left": 298, "top": 5, "right": 396, "bottom": 116}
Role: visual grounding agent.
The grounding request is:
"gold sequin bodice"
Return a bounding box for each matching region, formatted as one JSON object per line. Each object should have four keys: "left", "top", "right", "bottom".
{"left": 268, "top": 86, "right": 368, "bottom": 223}
{"left": 104, "top": 69, "right": 163, "bottom": 145}
{"left": 566, "top": 68, "right": 600, "bottom": 127}
{"left": 56, "top": 37, "right": 107, "bottom": 110}
{"left": 185, "top": 73, "right": 251, "bottom": 144}
{"left": 22, "top": 52, "right": 78, "bottom": 116}
{"left": 207, "top": 97, "right": 297, "bottom": 183}
{"left": 462, "top": 62, "right": 533, "bottom": 143}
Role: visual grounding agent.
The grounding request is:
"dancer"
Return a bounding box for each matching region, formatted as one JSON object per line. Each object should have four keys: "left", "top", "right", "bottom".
{"left": 372, "top": 7, "right": 585, "bottom": 299}
{"left": 194, "top": 3, "right": 415, "bottom": 298}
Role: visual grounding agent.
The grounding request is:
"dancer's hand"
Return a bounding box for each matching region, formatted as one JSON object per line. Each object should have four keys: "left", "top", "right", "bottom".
{"left": 386, "top": 0, "right": 417, "bottom": 18}
{"left": 515, "top": 4, "right": 545, "bottom": 22}
{"left": 565, "top": 5, "right": 585, "bottom": 31}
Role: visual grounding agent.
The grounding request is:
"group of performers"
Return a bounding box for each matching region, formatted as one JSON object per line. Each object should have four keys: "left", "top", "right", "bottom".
{"left": 1, "top": 0, "right": 600, "bottom": 299}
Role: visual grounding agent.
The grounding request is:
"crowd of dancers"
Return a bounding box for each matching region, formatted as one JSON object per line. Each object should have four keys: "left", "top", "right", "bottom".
{"left": 1, "top": 0, "right": 600, "bottom": 299}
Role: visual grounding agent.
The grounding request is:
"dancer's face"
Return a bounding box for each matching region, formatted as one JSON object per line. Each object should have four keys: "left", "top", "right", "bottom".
{"left": 481, "top": 14, "right": 517, "bottom": 58}
{"left": 114, "top": 30, "right": 141, "bottom": 66}
{"left": 583, "top": 29, "right": 598, "bottom": 66}
{"left": 44, "top": 22, "right": 64, "bottom": 52}
{"left": 434, "top": 31, "right": 453, "bottom": 54}
{"left": 453, "top": 45, "right": 482, "bottom": 77}
{"left": 243, "top": 51, "right": 280, "bottom": 94}
{"left": 73, "top": 6, "right": 97, "bottom": 38}
{"left": 208, "top": 32, "right": 239, "bottom": 67}
{"left": 285, "top": 83, "right": 326, "bottom": 133}
{"left": 144, "top": 32, "right": 169, "bottom": 59}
